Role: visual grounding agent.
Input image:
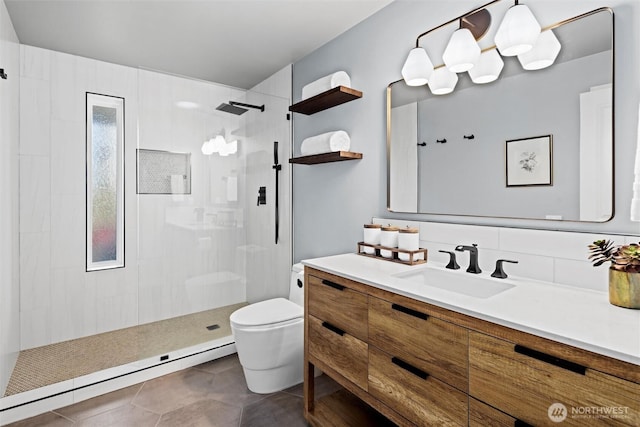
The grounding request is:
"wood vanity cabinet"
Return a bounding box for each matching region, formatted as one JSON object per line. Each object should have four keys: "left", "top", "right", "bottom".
{"left": 469, "top": 332, "right": 640, "bottom": 426}
{"left": 303, "top": 267, "right": 640, "bottom": 427}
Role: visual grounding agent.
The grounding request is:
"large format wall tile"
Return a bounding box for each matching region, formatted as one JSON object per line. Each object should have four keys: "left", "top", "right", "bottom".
{"left": 19, "top": 155, "right": 50, "bottom": 233}
{"left": 19, "top": 232, "right": 51, "bottom": 311}
{"left": 50, "top": 195, "right": 85, "bottom": 269}
{"left": 19, "top": 77, "right": 50, "bottom": 156}
{"left": 20, "top": 306, "right": 52, "bottom": 350}
{"left": 50, "top": 119, "right": 84, "bottom": 197}
{"left": 21, "top": 45, "right": 50, "bottom": 81}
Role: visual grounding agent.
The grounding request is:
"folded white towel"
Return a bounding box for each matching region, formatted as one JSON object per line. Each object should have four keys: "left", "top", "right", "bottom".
{"left": 300, "top": 131, "right": 350, "bottom": 156}
{"left": 171, "top": 174, "right": 186, "bottom": 202}
{"left": 226, "top": 176, "right": 237, "bottom": 202}
{"left": 301, "top": 71, "right": 351, "bottom": 100}
{"left": 170, "top": 174, "right": 186, "bottom": 194}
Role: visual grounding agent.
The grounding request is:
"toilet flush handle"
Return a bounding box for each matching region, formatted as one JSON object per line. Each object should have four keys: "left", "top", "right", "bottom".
{"left": 297, "top": 279, "right": 303, "bottom": 288}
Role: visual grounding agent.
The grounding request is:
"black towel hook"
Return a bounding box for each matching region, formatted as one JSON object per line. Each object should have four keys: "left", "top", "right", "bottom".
{"left": 0, "top": 69, "right": 7, "bottom": 80}
{"left": 463, "top": 134, "right": 475, "bottom": 140}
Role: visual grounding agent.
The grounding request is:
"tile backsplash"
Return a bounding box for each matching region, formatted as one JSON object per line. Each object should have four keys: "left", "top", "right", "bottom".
{"left": 375, "top": 218, "right": 640, "bottom": 293}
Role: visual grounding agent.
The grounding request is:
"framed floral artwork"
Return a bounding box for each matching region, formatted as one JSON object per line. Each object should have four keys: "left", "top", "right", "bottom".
{"left": 505, "top": 135, "right": 553, "bottom": 187}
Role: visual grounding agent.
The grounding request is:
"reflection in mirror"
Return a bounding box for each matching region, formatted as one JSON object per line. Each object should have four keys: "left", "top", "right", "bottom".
{"left": 388, "top": 8, "right": 613, "bottom": 222}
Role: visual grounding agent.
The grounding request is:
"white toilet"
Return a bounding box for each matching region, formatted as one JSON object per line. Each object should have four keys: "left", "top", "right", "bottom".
{"left": 230, "top": 263, "right": 305, "bottom": 393}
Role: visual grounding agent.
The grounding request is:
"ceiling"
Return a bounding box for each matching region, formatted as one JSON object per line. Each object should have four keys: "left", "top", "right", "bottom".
{"left": 6, "top": 0, "right": 393, "bottom": 89}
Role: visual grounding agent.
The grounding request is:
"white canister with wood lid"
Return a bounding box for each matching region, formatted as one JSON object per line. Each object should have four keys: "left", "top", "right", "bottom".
{"left": 380, "top": 225, "right": 399, "bottom": 258}
{"left": 363, "top": 223, "right": 382, "bottom": 254}
{"left": 398, "top": 227, "right": 421, "bottom": 261}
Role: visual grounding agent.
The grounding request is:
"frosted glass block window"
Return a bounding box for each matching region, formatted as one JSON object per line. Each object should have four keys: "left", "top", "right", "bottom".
{"left": 86, "top": 93, "right": 124, "bottom": 271}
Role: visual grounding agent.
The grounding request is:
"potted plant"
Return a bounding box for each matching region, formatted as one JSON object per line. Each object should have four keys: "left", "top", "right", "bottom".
{"left": 588, "top": 240, "right": 640, "bottom": 309}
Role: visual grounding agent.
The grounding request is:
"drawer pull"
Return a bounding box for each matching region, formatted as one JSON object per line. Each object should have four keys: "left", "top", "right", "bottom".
{"left": 391, "top": 357, "right": 429, "bottom": 380}
{"left": 391, "top": 303, "right": 428, "bottom": 320}
{"left": 321, "top": 279, "right": 345, "bottom": 291}
{"left": 514, "top": 345, "right": 586, "bottom": 375}
{"left": 514, "top": 419, "right": 534, "bottom": 427}
{"left": 322, "top": 321, "right": 345, "bottom": 336}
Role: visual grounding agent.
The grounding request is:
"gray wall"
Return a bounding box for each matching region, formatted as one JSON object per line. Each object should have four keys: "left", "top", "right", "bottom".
{"left": 292, "top": 0, "right": 640, "bottom": 262}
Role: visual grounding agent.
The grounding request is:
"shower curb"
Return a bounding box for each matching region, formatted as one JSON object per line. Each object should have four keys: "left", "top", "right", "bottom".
{"left": 0, "top": 338, "right": 236, "bottom": 425}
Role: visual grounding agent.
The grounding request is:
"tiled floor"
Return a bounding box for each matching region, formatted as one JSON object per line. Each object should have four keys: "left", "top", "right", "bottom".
{"left": 5, "top": 354, "right": 342, "bottom": 427}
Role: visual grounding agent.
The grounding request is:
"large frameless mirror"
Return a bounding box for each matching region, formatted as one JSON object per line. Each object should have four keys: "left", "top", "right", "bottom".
{"left": 387, "top": 6, "right": 613, "bottom": 222}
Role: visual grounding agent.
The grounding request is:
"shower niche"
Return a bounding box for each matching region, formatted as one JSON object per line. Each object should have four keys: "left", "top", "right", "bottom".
{"left": 137, "top": 149, "right": 192, "bottom": 195}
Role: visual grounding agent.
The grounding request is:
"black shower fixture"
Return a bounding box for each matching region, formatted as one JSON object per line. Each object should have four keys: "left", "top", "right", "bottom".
{"left": 216, "top": 101, "right": 265, "bottom": 115}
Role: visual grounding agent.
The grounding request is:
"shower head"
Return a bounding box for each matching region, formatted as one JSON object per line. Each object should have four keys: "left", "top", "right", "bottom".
{"left": 216, "top": 103, "right": 248, "bottom": 115}
{"left": 216, "top": 101, "right": 265, "bottom": 116}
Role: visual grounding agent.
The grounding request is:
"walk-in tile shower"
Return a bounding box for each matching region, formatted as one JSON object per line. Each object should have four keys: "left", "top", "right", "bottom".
{"left": 3, "top": 45, "right": 291, "bottom": 403}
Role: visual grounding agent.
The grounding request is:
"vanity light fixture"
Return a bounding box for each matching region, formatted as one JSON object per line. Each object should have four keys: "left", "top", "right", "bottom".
{"left": 201, "top": 134, "right": 227, "bottom": 155}
{"left": 401, "top": 2, "right": 495, "bottom": 87}
{"left": 428, "top": 67, "right": 459, "bottom": 95}
{"left": 468, "top": 48, "right": 504, "bottom": 84}
{"left": 219, "top": 140, "right": 238, "bottom": 156}
{"left": 211, "top": 134, "right": 226, "bottom": 152}
{"left": 201, "top": 139, "right": 216, "bottom": 155}
{"left": 443, "top": 26, "right": 481, "bottom": 73}
{"left": 517, "top": 29, "right": 561, "bottom": 70}
{"left": 401, "top": 47, "right": 434, "bottom": 86}
{"left": 401, "top": 0, "right": 554, "bottom": 93}
{"left": 494, "top": 0, "right": 542, "bottom": 56}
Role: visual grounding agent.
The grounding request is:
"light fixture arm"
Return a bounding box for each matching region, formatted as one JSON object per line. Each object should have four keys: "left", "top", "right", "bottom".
{"left": 413, "top": 0, "right": 501, "bottom": 48}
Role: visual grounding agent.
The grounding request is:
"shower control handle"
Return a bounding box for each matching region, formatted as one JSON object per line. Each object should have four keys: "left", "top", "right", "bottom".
{"left": 257, "top": 186, "right": 266, "bottom": 206}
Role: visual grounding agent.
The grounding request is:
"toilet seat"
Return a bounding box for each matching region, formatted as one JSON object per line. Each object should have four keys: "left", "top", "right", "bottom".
{"left": 230, "top": 297, "right": 303, "bottom": 329}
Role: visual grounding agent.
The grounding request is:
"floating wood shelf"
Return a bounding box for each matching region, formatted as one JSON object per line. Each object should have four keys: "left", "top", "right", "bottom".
{"left": 289, "top": 86, "right": 363, "bottom": 115}
{"left": 289, "top": 151, "right": 362, "bottom": 165}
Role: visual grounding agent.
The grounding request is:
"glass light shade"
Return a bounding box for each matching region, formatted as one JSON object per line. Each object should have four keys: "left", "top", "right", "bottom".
{"left": 220, "top": 140, "right": 238, "bottom": 156}
{"left": 443, "top": 28, "right": 481, "bottom": 73}
{"left": 401, "top": 47, "right": 434, "bottom": 86}
{"left": 211, "top": 135, "right": 226, "bottom": 152}
{"left": 468, "top": 49, "right": 504, "bottom": 84}
{"left": 201, "top": 139, "right": 216, "bottom": 155}
{"left": 494, "top": 4, "right": 541, "bottom": 56}
{"left": 428, "top": 67, "right": 459, "bottom": 95}
{"left": 517, "top": 30, "right": 561, "bottom": 70}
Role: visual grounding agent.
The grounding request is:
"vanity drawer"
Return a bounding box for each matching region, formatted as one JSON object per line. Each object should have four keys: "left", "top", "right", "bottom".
{"left": 469, "top": 398, "right": 520, "bottom": 427}
{"left": 469, "top": 332, "right": 640, "bottom": 426}
{"left": 368, "top": 296, "right": 468, "bottom": 391}
{"left": 368, "top": 346, "right": 468, "bottom": 426}
{"left": 308, "top": 315, "right": 368, "bottom": 390}
{"left": 307, "top": 273, "right": 368, "bottom": 341}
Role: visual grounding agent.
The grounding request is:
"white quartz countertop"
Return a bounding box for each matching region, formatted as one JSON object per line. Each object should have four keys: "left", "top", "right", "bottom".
{"left": 302, "top": 253, "right": 640, "bottom": 365}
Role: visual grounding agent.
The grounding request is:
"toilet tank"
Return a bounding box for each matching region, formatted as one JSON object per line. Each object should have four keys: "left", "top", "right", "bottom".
{"left": 289, "top": 263, "right": 305, "bottom": 307}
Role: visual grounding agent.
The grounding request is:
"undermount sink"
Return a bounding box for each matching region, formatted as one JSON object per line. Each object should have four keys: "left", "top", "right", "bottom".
{"left": 394, "top": 267, "right": 515, "bottom": 299}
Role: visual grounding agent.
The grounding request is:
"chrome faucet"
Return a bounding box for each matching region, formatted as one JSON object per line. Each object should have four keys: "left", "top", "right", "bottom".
{"left": 455, "top": 244, "right": 481, "bottom": 274}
